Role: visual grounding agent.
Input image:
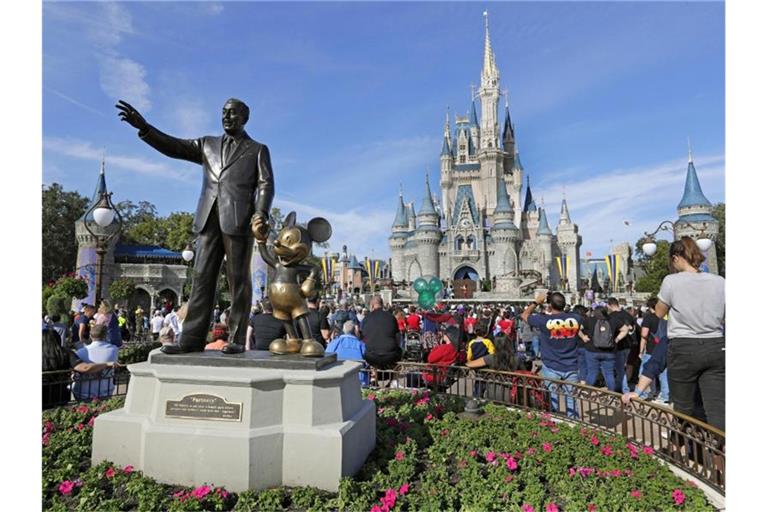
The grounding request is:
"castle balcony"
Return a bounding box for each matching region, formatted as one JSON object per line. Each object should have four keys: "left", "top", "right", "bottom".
{"left": 450, "top": 249, "right": 481, "bottom": 262}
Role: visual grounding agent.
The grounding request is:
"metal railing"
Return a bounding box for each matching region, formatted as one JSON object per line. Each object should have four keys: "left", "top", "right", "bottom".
{"left": 42, "top": 367, "right": 131, "bottom": 409}
{"left": 372, "top": 362, "right": 725, "bottom": 496}
{"left": 41, "top": 360, "right": 725, "bottom": 496}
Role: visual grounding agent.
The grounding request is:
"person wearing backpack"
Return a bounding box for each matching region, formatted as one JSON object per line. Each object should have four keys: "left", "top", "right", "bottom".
{"left": 581, "top": 306, "right": 630, "bottom": 390}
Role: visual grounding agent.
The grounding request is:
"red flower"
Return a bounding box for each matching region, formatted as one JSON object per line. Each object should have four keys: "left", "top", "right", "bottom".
{"left": 367, "top": 393, "right": 376, "bottom": 400}
{"left": 600, "top": 445, "right": 613, "bottom": 456}
{"left": 672, "top": 488, "right": 686, "bottom": 506}
{"left": 191, "top": 485, "right": 211, "bottom": 500}
{"left": 399, "top": 482, "right": 410, "bottom": 495}
{"left": 76, "top": 423, "right": 85, "bottom": 431}
{"left": 440, "top": 428, "right": 449, "bottom": 437}
{"left": 469, "top": 450, "right": 477, "bottom": 458}
{"left": 88, "top": 416, "right": 96, "bottom": 427}
{"left": 643, "top": 445, "right": 655, "bottom": 455}
{"left": 105, "top": 467, "right": 115, "bottom": 479}
{"left": 216, "top": 488, "right": 229, "bottom": 499}
{"left": 76, "top": 404, "right": 90, "bottom": 415}
{"left": 631, "top": 489, "right": 642, "bottom": 499}
{"left": 587, "top": 504, "right": 597, "bottom": 512}
{"left": 42, "top": 433, "right": 50, "bottom": 446}
{"left": 425, "top": 413, "right": 433, "bottom": 421}
{"left": 123, "top": 465, "right": 134, "bottom": 474}
{"left": 542, "top": 442, "right": 553, "bottom": 453}
{"left": 395, "top": 451, "right": 405, "bottom": 461}
{"left": 58, "top": 480, "right": 75, "bottom": 495}
{"left": 591, "top": 436, "right": 600, "bottom": 446}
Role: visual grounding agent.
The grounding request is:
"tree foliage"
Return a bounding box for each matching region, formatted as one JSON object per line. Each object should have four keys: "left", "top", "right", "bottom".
{"left": 42, "top": 184, "right": 89, "bottom": 284}
{"left": 108, "top": 278, "right": 136, "bottom": 305}
{"left": 712, "top": 202, "right": 725, "bottom": 277}
{"left": 116, "top": 201, "right": 194, "bottom": 251}
{"left": 634, "top": 240, "right": 671, "bottom": 295}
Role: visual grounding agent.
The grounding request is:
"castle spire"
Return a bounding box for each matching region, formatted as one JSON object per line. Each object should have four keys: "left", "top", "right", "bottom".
{"left": 419, "top": 170, "right": 437, "bottom": 215}
{"left": 494, "top": 175, "right": 513, "bottom": 213}
{"left": 677, "top": 139, "right": 711, "bottom": 209}
{"left": 537, "top": 207, "right": 552, "bottom": 236}
{"left": 482, "top": 10, "right": 498, "bottom": 80}
{"left": 523, "top": 176, "right": 537, "bottom": 213}
{"left": 392, "top": 190, "right": 408, "bottom": 228}
{"left": 559, "top": 195, "right": 572, "bottom": 225}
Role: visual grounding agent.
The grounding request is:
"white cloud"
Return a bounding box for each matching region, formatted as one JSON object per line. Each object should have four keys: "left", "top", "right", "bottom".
{"left": 535, "top": 154, "right": 725, "bottom": 255}
{"left": 43, "top": 136, "right": 194, "bottom": 183}
{"left": 166, "top": 97, "right": 215, "bottom": 138}
{"left": 206, "top": 3, "right": 225, "bottom": 15}
{"left": 98, "top": 55, "right": 152, "bottom": 112}
{"left": 87, "top": 2, "right": 134, "bottom": 47}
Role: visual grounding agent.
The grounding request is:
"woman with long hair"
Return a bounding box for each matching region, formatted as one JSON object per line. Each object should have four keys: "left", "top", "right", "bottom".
{"left": 94, "top": 300, "right": 123, "bottom": 348}
{"left": 655, "top": 237, "right": 725, "bottom": 431}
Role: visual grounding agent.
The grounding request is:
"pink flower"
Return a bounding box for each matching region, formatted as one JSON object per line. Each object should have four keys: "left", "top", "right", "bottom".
{"left": 469, "top": 450, "right": 477, "bottom": 458}
{"left": 58, "top": 480, "right": 75, "bottom": 495}
{"left": 395, "top": 451, "right": 405, "bottom": 461}
{"left": 382, "top": 488, "right": 398, "bottom": 509}
{"left": 377, "top": 407, "right": 385, "bottom": 414}
{"left": 173, "top": 490, "right": 186, "bottom": 499}
{"left": 485, "top": 451, "right": 496, "bottom": 463}
{"left": 569, "top": 467, "right": 576, "bottom": 478}
{"left": 526, "top": 447, "right": 536, "bottom": 456}
{"left": 591, "top": 435, "right": 600, "bottom": 446}
{"left": 87, "top": 416, "right": 95, "bottom": 427}
{"left": 587, "top": 504, "right": 597, "bottom": 512}
{"left": 75, "top": 423, "right": 85, "bottom": 431}
{"left": 44, "top": 421, "right": 54, "bottom": 434}
{"left": 370, "top": 506, "right": 383, "bottom": 512}
{"left": 123, "top": 465, "right": 134, "bottom": 474}
{"left": 546, "top": 503, "right": 559, "bottom": 512}
{"left": 542, "top": 442, "right": 553, "bottom": 453}
{"left": 610, "top": 469, "right": 622, "bottom": 477}
{"left": 76, "top": 404, "right": 89, "bottom": 414}
{"left": 631, "top": 489, "right": 642, "bottom": 499}
{"left": 367, "top": 393, "right": 376, "bottom": 400}
{"left": 522, "top": 504, "right": 534, "bottom": 512}
{"left": 191, "top": 485, "right": 211, "bottom": 500}
{"left": 526, "top": 412, "right": 535, "bottom": 420}
{"left": 105, "top": 467, "right": 115, "bottom": 479}
{"left": 425, "top": 413, "right": 433, "bottom": 421}
{"left": 440, "top": 428, "right": 449, "bottom": 437}
{"left": 504, "top": 474, "right": 514, "bottom": 483}
{"left": 399, "top": 482, "right": 410, "bottom": 495}
{"left": 601, "top": 445, "right": 613, "bottom": 456}
{"left": 42, "top": 433, "right": 50, "bottom": 446}
{"left": 506, "top": 458, "right": 518, "bottom": 471}
{"left": 216, "top": 488, "right": 229, "bottom": 499}
{"left": 672, "top": 489, "right": 686, "bottom": 506}
{"left": 643, "top": 445, "right": 655, "bottom": 455}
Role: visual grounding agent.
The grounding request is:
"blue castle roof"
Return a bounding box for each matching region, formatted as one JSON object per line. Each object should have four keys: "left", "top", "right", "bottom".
{"left": 451, "top": 185, "right": 480, "bottom": 225}
{"left": 441, "top": 136, "right": 451, "bottom": 156}
{"left": 677, "top": 159, "right": 712, "bottom": 209}
{"left": 494, "top": 177, "right": 513, "bottom": 214}
{"left": 469, "top": 100, "right": 479, "bottom": 127}
{"left": 523, "top": 177, "right": 537, "bottom": 213}
{"left": 392, "top": 194, "right": 408, "bottom": 228}
{"left": 418, "top": 175, "right": 438, "bottom": 216}
{"left": 537, "top": 208, "right": 552, "bottom": 236}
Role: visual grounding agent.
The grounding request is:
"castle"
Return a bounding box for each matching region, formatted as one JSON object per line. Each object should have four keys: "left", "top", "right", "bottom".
{"left": 389, "top": 13, "right": 581, "bottom": 297}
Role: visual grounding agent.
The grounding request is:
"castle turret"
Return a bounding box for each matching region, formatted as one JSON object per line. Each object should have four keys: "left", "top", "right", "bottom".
{"left": 674, "top": 140, "right": 719, "bottom": 274}
{"left": 556, "top": 196, "right": 581, "bottom": 290}
{"left": 536, "top": 207, "right": 554, "bottom": 286}
{"left": 415, "top": 173, "right": 441, "bottom": 278}
{"left": 478, "top": 11, "right": 500, "bottom": 151}
{"left": 388, "top": 191, "right": 409, "bottom": 281}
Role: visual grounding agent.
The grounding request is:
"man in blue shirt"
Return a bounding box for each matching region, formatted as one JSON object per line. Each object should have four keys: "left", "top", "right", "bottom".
{"left": 521, "top": 291, "right": 582, "bottom": 418}
{"left": 325, "top": 320, "right": 368, "bottom": 384}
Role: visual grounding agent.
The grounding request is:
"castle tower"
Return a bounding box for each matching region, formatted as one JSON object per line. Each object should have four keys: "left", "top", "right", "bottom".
{"left": 75, "top": 158, "right": 119, "bottom": 308}
{"left": 536, "top": 207, "right": 554, "bottom": 287}
{"left": 414, "top": 173, "right": 441, "bottom": 278}
{"left": 491, "top": 174, "right": 521, "bottom": 275}
{"left": 520, "top": 177, "right": 539, "bottom": 238}
{"left": 477, "top": 11, "right": 503, "bottom": 211}
{"left": 440, "top": 110, "right": 454, "bottom": 225}
{"left": 556, "top": 196, "right": 582, "bottom": 290}
{"left": 388, "top": 191, "right": 409, "bottom": 281}
{"left": 674, "top": 140, "right": 719, "bottom": 274}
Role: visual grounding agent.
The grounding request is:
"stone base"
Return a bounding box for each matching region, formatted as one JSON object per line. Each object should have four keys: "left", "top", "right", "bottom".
{"left": 92, "top": 350, "right": 376, "bottom": 492}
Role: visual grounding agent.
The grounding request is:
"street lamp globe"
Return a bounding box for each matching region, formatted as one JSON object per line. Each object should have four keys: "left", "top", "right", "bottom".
{"left": 696, "top": 237, "right": 714, "bottom": 252}
{"left": 93, "top": 205, "right": 116, "bottom": 227}
{"left": 182, "top": 243, "right": 195, "bottom": 262}
{"left": 642, "top": 242, "right": 657, "bottom": 257}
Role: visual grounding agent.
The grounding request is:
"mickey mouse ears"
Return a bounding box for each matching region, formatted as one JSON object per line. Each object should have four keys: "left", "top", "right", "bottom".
{"left": 307, "top": 217, "right": 332, "bottom": 243}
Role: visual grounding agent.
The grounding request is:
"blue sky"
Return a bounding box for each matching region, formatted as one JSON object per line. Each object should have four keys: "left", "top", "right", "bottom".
{"left": 42, "top": 1, "right": 725, "bottom": 262}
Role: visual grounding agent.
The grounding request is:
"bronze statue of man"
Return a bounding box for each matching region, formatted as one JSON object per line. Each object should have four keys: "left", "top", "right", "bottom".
{"left": 116, "top": 98, "right": 274, "bottom": 354}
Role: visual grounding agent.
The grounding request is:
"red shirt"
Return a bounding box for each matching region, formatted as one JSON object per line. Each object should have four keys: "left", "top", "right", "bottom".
{"left": 423, "top": 344, "right": 458, "bottom": 384}
{"left": 497, "top": 318, "right": 514, "bottom": 335}
{"left": 406, "top": 314, "right": 421, "bottom": 331}
{"left": 464, "top": 316, "right": 477, "bottom": 333}
{"left": 396, "top": 317, "right": 406, "bottom": 333}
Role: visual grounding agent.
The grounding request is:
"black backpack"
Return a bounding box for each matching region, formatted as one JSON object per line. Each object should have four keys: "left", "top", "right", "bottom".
{"left": 592, "top": 318, "right": 615, "bottom": 349}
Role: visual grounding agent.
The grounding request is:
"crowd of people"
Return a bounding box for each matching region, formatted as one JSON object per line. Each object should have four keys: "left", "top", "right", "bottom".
{"left": 42, "top": 237, "right": 725, "bottom": 431}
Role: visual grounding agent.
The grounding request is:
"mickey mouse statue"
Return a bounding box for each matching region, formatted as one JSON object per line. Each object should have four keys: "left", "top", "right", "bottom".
{"left": 251, "top": 211, "right": 331, "bottom": 357}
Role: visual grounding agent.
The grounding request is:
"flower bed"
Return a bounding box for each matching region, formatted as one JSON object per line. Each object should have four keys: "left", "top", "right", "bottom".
{"left": 43, "top": 390, "right": 714, "bottom": 511}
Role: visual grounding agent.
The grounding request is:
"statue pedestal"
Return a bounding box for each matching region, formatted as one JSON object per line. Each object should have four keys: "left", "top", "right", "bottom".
{"left": 91, "top": 350, "right": 376, "bottom": 492}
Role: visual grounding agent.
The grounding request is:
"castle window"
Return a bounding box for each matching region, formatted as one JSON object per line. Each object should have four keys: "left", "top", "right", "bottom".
{"left": 459, "top": 156, "right": 466, "bottom": 163}
{"left": 459, "top": 144, "right": 466, "bottom": 152}
{"left": 455, "top": 236, "right": 464, "bottom": 250}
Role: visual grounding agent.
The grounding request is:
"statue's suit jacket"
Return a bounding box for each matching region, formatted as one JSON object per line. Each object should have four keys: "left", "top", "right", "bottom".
{"left": 138, "top": 125, "right": 274, "bottom": 236}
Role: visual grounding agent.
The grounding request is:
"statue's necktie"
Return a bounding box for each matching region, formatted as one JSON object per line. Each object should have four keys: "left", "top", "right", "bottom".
{"left": 223, "top": 136, "right": 235, "bottom": 164}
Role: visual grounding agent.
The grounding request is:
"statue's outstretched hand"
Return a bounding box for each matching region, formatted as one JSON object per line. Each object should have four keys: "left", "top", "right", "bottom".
{"left": 251, "top": 213, "right": 270, "bottom": 243}
{"left": 116, "top": 100, "right": 148, "bottom": 131}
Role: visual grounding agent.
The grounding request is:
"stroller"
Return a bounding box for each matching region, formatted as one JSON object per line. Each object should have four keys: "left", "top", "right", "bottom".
{"left": 403, "top": 330, "right": 425, "bottom": 362}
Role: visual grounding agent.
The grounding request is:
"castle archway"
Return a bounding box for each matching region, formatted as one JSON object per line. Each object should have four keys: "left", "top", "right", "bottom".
{"left": 407, "top": 260, "right": 423, "bottom": 283}
{"left": 453, "top": 265, "right": 479, "bottom": 281}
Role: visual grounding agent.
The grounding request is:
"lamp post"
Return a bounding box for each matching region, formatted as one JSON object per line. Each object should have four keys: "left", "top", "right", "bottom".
{"left": 181, "top": 242, "right": 195, "bottom": 301}
{"left": 83, "top": 177, "right": 123, "bottom": 306}
{"left": 641, "top": 220, "right": 713, "bottom": 257}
